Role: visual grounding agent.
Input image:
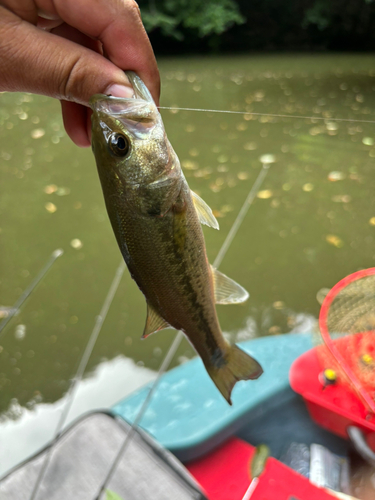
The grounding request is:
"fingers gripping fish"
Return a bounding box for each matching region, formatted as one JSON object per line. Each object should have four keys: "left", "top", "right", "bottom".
{"left": 90, "top": 72, "right": 263, "bottom": 404}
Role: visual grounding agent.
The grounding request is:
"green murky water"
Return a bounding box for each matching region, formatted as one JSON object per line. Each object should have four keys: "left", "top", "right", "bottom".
{"left": 1, "top": 54, "right": 375, "bottom": 470}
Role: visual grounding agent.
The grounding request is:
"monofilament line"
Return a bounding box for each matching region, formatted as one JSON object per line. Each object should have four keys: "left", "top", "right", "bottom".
{"left": 94, "top": 161, "right": 271, "bottom": 499}
{"left": 0, "top": 249, "right": 63, "bottom": 339}
{"left": 29, "top": 260, "right": 126, "bottom": 500}
{"left": 159, "top": 106, "right": 375, "bottom": 125}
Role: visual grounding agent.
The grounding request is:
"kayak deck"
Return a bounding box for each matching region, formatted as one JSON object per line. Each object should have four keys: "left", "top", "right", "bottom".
{"left": 112, "top": 333, "right": 317, "bottom": 461}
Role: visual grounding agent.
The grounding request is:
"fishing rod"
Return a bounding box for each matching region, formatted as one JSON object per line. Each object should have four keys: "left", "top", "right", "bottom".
{"left": 94, "top": 159, "right": 273, "bottom": 500}
{"left": 29, "top": 260, "right": 126, "bottom": 500}
{"left": 0, "top": 249, "right": 63, "bottom": 339}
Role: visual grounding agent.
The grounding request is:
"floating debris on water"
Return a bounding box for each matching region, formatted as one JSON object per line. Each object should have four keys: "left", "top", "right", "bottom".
{"left": 44, "top": 184, "right": 58, "bottom": 194}
{"left": 369, "top": 217, "right": 375, "bottom": 226}
{"left": 217, "top": 165, "right": 228, "bottom": 172}
{"left": 332, "top": 194, "right": 351, "bottom": 203}
{"left": 56, "top": 187, "right": 70, "bottom": 196}
{"left": 221, "top": 204, "right": 234, "bottom": 214}
{"left": 326, "top": 234, "right": 344, "bottom": 248}
{"left": 14, "top": 324, "right": 26, "bottom": 340}
{"left": 268, "top": 325, "right": 281, "bottom": 334}
{"left": 0, "top": 306, "right": 17, "bottom": 319}
{"left": 316, "top": 288, "right": 330, "bottom": 305}
{"left": 244, "top": 142, "right": 257, "bottom": 151}
{"left": 182, "top": 160, "right": 198, "bottom": 170}
{"left": 259, "top": 154, "right": 276, "bottom": 164}
{"left": 257, "top": 189, "right": 273, "bottom": 199}
{"left": 362, "top": 137, "right": 374, "bottom": 146}
{"left": 328, "top": 171, "right": 345, "bottom": 182}
{"left": 237, "top": 172, "right": 249, "bottom": 180}
{"left": 31, "top": 128, "right": 45, "bottom": 139}
{"left": 236, "top": 123, "right": 248, "bottom": 131}
{"left": 302, "top": 183, "right": 314, "bottom": 192}
{"left": 326, "top": 122, "right": 338, "bottom": 131}
{"left": 45, "top": 202, "right": 57, "bottom": 213}
{"left": 70, "top": 238, "right": 83, "bottom": 249}
{"left": 217, "top": 155, "right": 228, "bottom": 163}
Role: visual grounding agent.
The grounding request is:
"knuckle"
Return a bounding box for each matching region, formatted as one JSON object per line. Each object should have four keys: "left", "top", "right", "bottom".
{"left": 59, "top": 55, "right": 84, "bottom": 100}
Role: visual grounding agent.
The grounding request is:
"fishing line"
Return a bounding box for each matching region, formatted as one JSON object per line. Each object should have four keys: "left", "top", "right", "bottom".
{"left": 159, "top": 106, "right": 375, "bottom": 125}
{"left": 95, "top": 161, "right": 271, "bottom": 499}
{"left": 0, "top": 249, "right": 63, "bottom": 339}
{"left": 29, "top": 260, "right": 126, "bottom": 500}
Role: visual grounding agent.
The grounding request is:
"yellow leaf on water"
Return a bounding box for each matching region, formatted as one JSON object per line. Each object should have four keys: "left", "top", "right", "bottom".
{"left": 237, "top": 172, "right": 249, "bottom": 180}
{"left": 45, "top": 202, "right": 57, "bottom": 213}
{"left": 181, "top": 160, "right": 198, "bottom": 170}
{"left": 257, "top": 189, "right": 273, "bottom": 199}
{"left": 70, "top": 238, "right": 83, "bottom": 249}
{"left": 328, "top": 171, "right": 345, "bottom": 181}
{"left": 44, "top": 184, "right": 57, "bottom": 194}
{"left": 31, "top": 128, "right": 45, "bottom": 139}
{"left": 362, "top": 137, "right": 374, "bottom": 146}
{"left": 259, "top": 154, "right": 276, "bottom": 164}
{"left": 326, "top": 234, "right": 344, "bottom": 248}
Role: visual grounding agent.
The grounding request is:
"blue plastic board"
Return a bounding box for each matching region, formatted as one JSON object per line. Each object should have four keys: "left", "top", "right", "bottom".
{"left": 112, "top": 333, "right": 313, "bottom": 460}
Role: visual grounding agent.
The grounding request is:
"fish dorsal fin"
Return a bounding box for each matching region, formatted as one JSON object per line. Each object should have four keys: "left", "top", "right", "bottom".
{"left": 211, "top": 267, "right": 249, "bottom": 304}
{"left": 142, "top": 302, "right": 170, "bottom": 339}
{"left": 191, "top": 191, "right": 219, "bottom": 230}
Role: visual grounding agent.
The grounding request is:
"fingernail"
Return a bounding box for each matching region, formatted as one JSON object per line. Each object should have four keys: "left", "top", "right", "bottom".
{"left": 105, "top": 84, "right": 134, "bottom": 98}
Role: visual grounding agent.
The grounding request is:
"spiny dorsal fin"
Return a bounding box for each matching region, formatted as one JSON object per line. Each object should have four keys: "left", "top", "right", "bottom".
{"left": 191, "top": 191, "right": 219, "bottom": 230}
{"left": 142, "top": 302, "right": 170, "bottom": 339}
{"left": 211, "top": 266, "right": 249, "bottom": 304}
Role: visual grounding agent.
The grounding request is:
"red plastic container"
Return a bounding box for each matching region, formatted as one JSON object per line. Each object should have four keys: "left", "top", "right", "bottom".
{"left": 290, "top": 346, "right": 375, "bottom": 449}
{"left": 187, "top": 437, "right": 336, "bottom": 500}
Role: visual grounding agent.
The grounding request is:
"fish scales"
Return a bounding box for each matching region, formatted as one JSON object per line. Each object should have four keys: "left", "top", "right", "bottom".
{"left": 90, "top": 71, "right": 263, "bottom": 404}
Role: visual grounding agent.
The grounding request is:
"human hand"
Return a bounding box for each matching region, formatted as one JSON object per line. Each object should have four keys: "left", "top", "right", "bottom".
{"left": 0, "top": 0, "right": 160, "bottom": 147}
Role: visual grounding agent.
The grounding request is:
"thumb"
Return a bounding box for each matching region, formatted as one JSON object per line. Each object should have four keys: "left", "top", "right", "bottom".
{"left": 0, "top": 7, "right": 134, "bottom": 105}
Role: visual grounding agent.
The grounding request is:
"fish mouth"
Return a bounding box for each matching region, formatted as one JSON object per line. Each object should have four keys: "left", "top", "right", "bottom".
{"left": 90, "top": 71, "right": 155, "bottom": 113}
{"left": 89, "top": 94, "right": 134, "bottom": 113}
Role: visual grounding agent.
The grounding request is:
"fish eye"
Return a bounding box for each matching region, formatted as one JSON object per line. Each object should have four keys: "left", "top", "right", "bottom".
{"left": 108, "top": 133, "right": 130, "bottom": 157}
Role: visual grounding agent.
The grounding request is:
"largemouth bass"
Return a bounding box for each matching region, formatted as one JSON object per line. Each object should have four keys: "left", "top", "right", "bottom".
{"left": 90, "top": 72, "right": 262, "bottom": 404}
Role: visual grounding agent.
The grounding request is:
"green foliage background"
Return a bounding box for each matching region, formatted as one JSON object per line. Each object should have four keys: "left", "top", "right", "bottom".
{"left": 138, "top": 0, "right": 375, "bottom": 52}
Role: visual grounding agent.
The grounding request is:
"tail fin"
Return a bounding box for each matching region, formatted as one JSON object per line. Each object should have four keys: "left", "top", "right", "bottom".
{"left": 207, "top": 345, "right": 263, "bottom": 405}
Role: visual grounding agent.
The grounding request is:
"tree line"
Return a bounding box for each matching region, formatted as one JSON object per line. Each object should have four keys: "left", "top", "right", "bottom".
{"left": 138, "top": 0, "right": 375, "bottom": 53}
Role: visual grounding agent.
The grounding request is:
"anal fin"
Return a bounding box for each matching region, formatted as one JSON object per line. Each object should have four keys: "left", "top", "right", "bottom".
{"left": 191, "top": 191, "right": 219, "bottom": 230}
{"left": 142, "top": 302, "right": 170, "bottom": 339}
{"left": 211, "top": 267, "right": 249, "bottom": 304}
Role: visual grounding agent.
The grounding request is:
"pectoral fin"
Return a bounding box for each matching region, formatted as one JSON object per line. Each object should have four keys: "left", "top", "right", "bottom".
{"left": 142, "top": 302, "right": 170, "bottom": 339}
{"left": 191, "top": 191, "right": 219, "bottom": 230}
{"left": 211, "top": 267, "right": 249, "bottom": 304}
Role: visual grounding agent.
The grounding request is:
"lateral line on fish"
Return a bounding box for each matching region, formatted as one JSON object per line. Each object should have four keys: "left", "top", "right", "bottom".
{"left": 28, "top": 260, "right": 127, "bottom": 500}
{"left": 94, "top": 162, "right": 271, "bottom": 497}
{"left": 159, "top": 106, "right": 375, "bottom": 125}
